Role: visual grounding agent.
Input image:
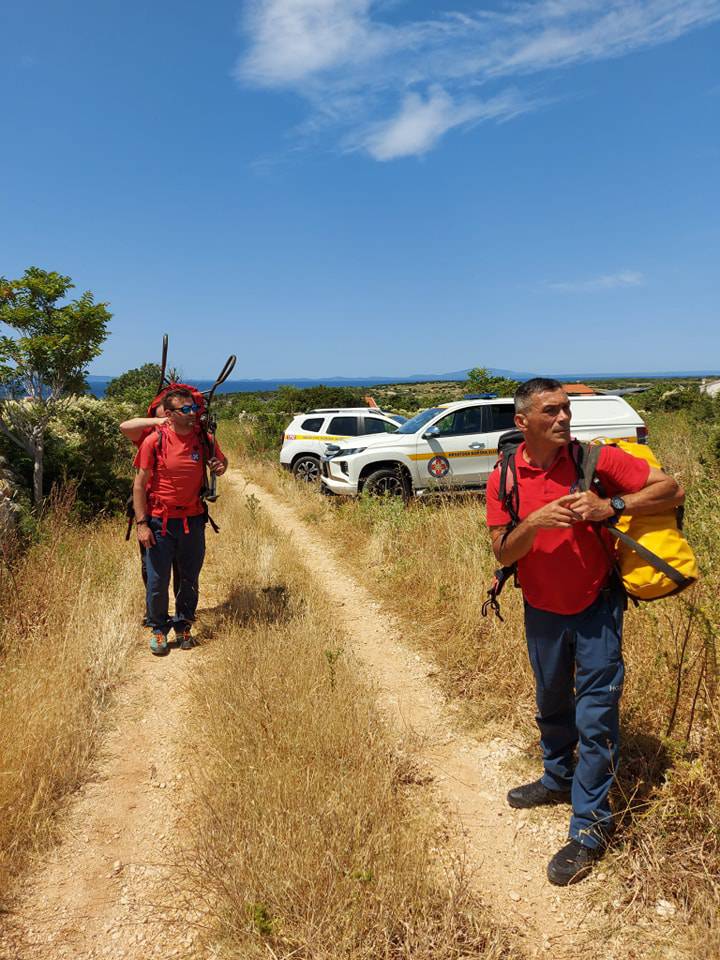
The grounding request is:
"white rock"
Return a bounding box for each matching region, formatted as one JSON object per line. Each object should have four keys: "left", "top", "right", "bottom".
{"left": 655, "top": 898, "right": 676, "bottom": 919}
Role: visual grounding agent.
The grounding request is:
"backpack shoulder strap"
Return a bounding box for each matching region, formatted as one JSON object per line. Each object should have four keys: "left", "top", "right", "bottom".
{"left": 571, "top": 440, "right": 605, "bottom": 495}
{"left": 498, "top": 451, "right": 520, "bottom": 527}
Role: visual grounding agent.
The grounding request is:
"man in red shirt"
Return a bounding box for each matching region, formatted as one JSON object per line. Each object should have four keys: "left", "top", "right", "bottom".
{"left": 121, "top": 403, "right": 175, "bottom": 624}
{"left": 133, "top": 388, "right": 227, "bottom": 655}
{"left": 486, "top": 378, "right": 683, "bottom": 885}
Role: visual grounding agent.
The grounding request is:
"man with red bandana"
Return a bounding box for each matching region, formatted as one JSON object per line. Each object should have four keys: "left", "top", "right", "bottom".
{"left": 486, "top": 378, "right": 683, "bottom": 885}
{"left": 132, "top": 388, "right": 227, "bottom": 656}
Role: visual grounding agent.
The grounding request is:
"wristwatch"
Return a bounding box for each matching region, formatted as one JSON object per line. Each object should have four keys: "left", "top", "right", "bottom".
{"left": 608, "top": 496, "right": 625, "bottom": 524}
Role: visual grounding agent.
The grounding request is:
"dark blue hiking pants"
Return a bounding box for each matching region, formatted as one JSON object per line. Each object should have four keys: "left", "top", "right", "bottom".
{"left": 524, "top": 582, "right": 625, "bottom": 849}
{"left": 145, "top": 514, "right": 206, "bottom": 636}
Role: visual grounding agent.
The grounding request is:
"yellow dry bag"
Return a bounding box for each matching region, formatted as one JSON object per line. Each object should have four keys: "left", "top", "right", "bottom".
{"left": 587, "top": 440, "right": 699, "bottom": 601}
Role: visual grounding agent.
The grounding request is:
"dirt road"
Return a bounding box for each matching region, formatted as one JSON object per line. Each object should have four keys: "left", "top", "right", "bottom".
{"left": 228, "top": 473, "right": 617, "bottom": 959}
{"left": 0, "top": 626, "right": 206, "bottom": 960}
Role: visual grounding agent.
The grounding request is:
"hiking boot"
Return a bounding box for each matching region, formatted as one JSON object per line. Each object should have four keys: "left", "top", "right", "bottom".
{"left": 177, "top": 628, "right": 194, "bottom": 651}
{"left": 149, "top": 631, "right": 169, "bottom": 656}
{"left": 507, "top": 779, "right": 571, "bottom": 809}
{"left": 547, "top": 838, "right": 603, "bottom": 886}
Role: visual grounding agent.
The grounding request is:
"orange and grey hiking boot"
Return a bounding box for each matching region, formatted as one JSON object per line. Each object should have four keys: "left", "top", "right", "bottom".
{"left": 177, "top": 627, "right": 194, "bottom": 651}
{"left": 149, "top": 631, "right": 169, "bottom": 656}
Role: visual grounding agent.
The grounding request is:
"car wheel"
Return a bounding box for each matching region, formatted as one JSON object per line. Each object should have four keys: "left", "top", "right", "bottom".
{"left": 363, "top": 467, "right": 409, "bottom": 499}
{"left": 292, "top": 455, "right": 321, "bottom": 483}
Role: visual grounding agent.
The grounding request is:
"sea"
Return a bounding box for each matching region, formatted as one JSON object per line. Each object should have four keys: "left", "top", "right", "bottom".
{"left": 85, "top": 375, "right": 446, "bottom": 398}
{"left": 85, "top": 369, "right": 720, "bottom": 399}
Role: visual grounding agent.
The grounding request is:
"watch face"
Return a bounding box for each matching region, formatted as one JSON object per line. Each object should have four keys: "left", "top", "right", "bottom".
{"left": 611, "top": 496, "right": 625, "bottom": 512}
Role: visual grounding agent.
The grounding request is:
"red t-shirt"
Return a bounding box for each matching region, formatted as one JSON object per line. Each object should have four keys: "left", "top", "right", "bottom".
{"left": 131, "top": 427, "right": 155, "bottom": 449}
{"left": 134, "top": 427, "right": 224, "bottom": 519}
{"left": 485, "top": 442, "right": 650, "bottom": 615}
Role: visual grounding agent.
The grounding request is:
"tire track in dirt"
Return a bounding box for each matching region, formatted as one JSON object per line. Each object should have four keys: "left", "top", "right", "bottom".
{"left": 0, "top": 601, "right": 222, "bottom": 958}
{"left": 231, "top": 472, "right": 614, "bottom": 960}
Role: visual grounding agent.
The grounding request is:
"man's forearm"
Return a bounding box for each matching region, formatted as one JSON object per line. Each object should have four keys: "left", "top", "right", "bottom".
{"left": 132, "top": 481, "right": 149, "bottom": 522}
{"left": 495, "top": 518, "right": 539, "bottom": 566}
{"left": 621, "top": 477, "right": 683, "bottom": 516}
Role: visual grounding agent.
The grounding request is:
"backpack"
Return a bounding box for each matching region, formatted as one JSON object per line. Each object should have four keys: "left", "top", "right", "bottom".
{"left": 481, "top": 432, "right": 698, "bottom": 619}
{"left": 583, "top": 439, "right": 699, "bottom": 601}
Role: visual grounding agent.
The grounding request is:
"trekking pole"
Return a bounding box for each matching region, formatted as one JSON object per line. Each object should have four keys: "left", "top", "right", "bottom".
{"left": 203, "top": 354, "right": 237, "bottom": 502}
{"left": 157, "top": 334, "right": 169, "bottom": 394}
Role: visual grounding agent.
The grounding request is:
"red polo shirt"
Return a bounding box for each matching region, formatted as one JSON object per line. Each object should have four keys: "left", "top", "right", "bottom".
{"left": 134, "top": 426, "right": 224, "bottom": 519}
{"left": 485, "top": 442, "right": 650, "bottom": 615}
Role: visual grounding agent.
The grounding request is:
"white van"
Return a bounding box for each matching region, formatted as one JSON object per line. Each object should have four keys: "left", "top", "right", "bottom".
{"left": 320, "top": 395, "right": 647, "bottom": 498}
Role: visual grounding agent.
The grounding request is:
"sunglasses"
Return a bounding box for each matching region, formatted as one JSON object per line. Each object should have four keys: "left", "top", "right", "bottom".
{"left": 171, "top": 403, "right": 200, "bottom": 415}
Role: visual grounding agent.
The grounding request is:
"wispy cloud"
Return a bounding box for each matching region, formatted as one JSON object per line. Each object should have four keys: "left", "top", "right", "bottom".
{"left": 548, "top": 270, "right": 646, "bottom": 292}
{"left": 236, "top": 1, "right": 720, "bottom": 160}
{"left": 357, "top": 86, "right": 537, "bottom": 161}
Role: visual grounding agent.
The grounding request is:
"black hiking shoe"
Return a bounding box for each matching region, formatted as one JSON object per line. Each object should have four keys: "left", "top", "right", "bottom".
{"left": 547, "top": 838, "right": 603, "bottom": 886}
{"left": 507, "top": 779, "right": 571, "bottom": 809}
{"left": 177, "top": 628, "right": 195, "bottom": 651}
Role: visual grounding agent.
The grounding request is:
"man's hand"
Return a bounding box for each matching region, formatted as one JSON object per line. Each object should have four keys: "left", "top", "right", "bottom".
{"left": 564, "top": 491, "right": 615, "bottom": 523}
{"left": 208, "top": 457, "right": 227, "bottom": 476}
{"left": 528, "top": 495, "right": 584, "bottom": 529}
{"left": 137, "top": 522, "right": 156, "bottom": 548}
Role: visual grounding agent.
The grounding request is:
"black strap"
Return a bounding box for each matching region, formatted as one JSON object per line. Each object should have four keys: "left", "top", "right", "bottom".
{"left": 481, "top": 566, "right": 516, "bottom": 620}
{"left": 605, "top": 525, "right": 691, "bottom": 588}
{"left": 498, "top": 451, "right": 520, "bottom": 527}
{"left": 203, "top": 501, "right": 220, "bottom": 534}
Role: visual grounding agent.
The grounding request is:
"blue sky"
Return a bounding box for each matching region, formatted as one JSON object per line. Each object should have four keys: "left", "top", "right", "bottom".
{"left": 1, "top": 1, "right": 718, "bottom": 378}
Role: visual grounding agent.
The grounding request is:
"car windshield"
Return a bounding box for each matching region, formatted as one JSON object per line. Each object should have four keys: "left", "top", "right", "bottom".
{"left": 396, "top": 407, "right": 443, "bottom": 434}
{"left": 388, "top": 414, "right": 407, "bottom": 424}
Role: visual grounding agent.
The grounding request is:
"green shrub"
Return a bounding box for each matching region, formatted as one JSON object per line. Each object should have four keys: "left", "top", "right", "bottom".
{"left": 1, "top": 397, "right": 135, "bottom": 518}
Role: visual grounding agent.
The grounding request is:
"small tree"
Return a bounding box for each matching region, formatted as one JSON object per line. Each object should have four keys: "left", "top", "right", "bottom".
{"left": 105, "top": 362, "right": 162, "bottom": 410}
{"left": 465, "top": 366, "right": 519, "bottom": 397}
{"left": 0, "top": 267, "right": 111, "bottom": 505}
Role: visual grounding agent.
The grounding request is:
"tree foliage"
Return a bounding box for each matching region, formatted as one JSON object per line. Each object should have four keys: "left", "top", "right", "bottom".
{"left": 465, "top": 367, "right": 519, "bottom": 397}
{"left": 105, "top": 362, "right": 162, "bottom": 410}
{"left": 0, "top": 267, "right": 111, "bottom": 504}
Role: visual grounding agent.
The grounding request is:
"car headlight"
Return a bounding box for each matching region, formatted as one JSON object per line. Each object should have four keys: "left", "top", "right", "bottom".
{"left": 337, "top": 447, "right": 366, "bottom": 457}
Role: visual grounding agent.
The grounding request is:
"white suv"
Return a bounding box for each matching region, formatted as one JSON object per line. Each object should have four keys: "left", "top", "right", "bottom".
{"left": 280, "top": 407, "right": 405, "bottom": 483}
{"left": 320, "top": 395, "right": 647, "bottom": 498}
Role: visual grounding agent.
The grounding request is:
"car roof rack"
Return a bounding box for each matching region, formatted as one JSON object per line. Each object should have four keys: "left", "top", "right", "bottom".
{"left": 308, "top": 407, "right": 392, "bottom": 414}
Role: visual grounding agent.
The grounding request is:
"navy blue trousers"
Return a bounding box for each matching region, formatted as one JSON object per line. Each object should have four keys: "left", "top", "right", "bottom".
{"left": 145, "top": 515, "right": 206, "bottom": 635}
{"left": 524, "top": 583, "right": 625, "bottom": 848}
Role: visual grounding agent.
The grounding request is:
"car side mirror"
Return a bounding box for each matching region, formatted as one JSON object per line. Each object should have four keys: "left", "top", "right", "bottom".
{"left": 423, "top": 425, "right": 440, "bottom": 438}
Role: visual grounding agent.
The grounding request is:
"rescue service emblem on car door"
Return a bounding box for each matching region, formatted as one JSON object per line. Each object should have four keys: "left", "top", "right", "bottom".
{"left": 428, "top": 455, "right": 450, "bottom": 478}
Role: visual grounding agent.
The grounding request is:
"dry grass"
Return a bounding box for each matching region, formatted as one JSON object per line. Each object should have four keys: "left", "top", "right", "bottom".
{"left": 183, "top": 486, "right": 511, "bottom": 960}
{"left": 0, "top": 490, "right": 142, "bottom": 900}
{"left": 227, "top": 412, "right": 720, "bottom": 954}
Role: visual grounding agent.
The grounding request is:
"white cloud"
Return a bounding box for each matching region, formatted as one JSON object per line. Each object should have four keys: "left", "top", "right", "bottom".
{"left": 239, "top": 0, "right": 384, "bottom": 85}
{"left": 235, "top": 0, "right": 720, "bottom": 159}
{"left": 359, "top": 87, "right": 536, "bottom": 161}
{"left": 548, "top": 270, "right": 646, "bottom": 292}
